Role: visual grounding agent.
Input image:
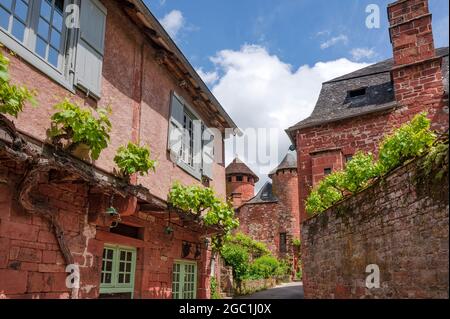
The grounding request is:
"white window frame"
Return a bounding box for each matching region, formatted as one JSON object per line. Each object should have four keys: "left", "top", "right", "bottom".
{"left": 0, "top": 0, "right": 75, "bottom": 92}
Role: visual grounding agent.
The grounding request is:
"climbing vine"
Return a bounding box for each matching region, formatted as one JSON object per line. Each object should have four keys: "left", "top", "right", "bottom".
{"left": 306, "top": 113, "right": 439, "bottom": 215}
{"left": 0, "top": 50, "right": 36, "bottom": 117}
{"left": 168, "top": 182, "right": 239, "bottom": 245}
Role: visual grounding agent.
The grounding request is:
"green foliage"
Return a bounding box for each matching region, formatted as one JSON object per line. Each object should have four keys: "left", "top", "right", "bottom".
{"left": 421, "top": 140, "right": 449, "bottom": 181}
{"left": 114, "top": 142, "right": 157, "bottom": 177}
{"left": 228, "top": 233, "right": 271, "bottom": 258}
{"left": 248, "top": 255, "right": 280, "bottom": 279}
{"left": 220, "top": 233, "right": 289, "bottom": 282}
{"left": 49, "top": 99, "right": 112, "bottom": 160}
{"left": 306, "top": 113, "right": 437, "bottom": 215}
{"left": 210, "top": 276, "right": 221, "bottom": 299}
{"left": 341, "top": 152, "right": 378, "bottom": 192}
{"left": 0, "top": 50, "right": 36, "bottom": 117}
{"left": 220, "top": 243, "right": 250, "bottom": 282}
{"left": 377, "top": 112, "right": 436, "bottom": 174}
{"left": 168, "top": 182, "right": 239, "bottom": 247}
{"left": 292, "top": 238, "right": 301, "bottom": 248}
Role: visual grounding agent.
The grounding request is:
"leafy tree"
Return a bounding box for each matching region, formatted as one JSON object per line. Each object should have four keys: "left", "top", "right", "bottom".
{"left": 114, "top": 142, "right": 157, "bottom": 177}
{"left": 49, "top": 99, "right": 112, "bottom": 160}
{"left": 0, "top": 50, "right": 36, "bottom": 117}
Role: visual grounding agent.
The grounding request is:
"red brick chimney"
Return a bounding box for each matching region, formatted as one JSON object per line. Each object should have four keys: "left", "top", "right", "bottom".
{"left": 388, "top": 0, "right": 448, "bottom": 132}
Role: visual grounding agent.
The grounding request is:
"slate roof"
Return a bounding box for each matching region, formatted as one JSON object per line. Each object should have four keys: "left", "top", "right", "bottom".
{"left": 226, "top": 157, "right": 259, "bottom": 182}
{"left": 269, "top": 151, "right": 297, "bottom": 176}
{"left": 244, "top": 182, "right": 278, "bottom": 205}
{"left": 287, "top": 47, "right": 449, "bottom": 136}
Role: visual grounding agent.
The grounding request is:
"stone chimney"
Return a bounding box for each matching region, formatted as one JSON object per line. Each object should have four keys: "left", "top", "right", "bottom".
{"left": 388, "top": 0, "right": 448, "bottom": 132}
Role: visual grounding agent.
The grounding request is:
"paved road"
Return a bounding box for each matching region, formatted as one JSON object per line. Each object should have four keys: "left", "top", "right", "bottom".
{"left": 234, "top": 282, "right": 304, "bottom": 299}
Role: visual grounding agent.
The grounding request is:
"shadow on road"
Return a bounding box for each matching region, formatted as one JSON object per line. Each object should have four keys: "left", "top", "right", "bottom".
{"left": 234, "top": 282, "right": 304, "bottom": 299}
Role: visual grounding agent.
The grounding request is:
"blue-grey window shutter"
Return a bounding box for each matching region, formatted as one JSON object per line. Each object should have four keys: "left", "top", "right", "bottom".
{"left": 168, "top": 94, "right": 184, "bottom": 161}
{"left": 75, "top": 0, "right": 107, "bottom": 98}
{"left": 202, "top": 128, "right": 214, "bottom": 180}
{"left": 192, "top": 119, "right": 202, "bottom": 179}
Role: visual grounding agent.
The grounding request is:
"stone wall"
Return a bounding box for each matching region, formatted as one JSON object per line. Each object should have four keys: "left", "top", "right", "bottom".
{"left": 301, "top": 156, "right": 449, "bottom": 299}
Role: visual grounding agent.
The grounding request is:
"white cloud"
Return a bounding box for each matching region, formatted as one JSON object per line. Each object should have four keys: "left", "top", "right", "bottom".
{"left": 320, "top": 34, "right": 349, "bottom": 49}
{"left": 196, "top": 68, "right": 219, "bottom": 85}
{"left": 206, "top": 45, "right": 369, "bottom": 190}
{"left": 350, "top": 47, "right": 376, "bottom": 61}
{"left": 160, "top": 10, "right": 184, "bottom": 39}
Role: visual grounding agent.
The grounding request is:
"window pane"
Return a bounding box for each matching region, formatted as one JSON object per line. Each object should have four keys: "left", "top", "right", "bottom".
{"left": 106, "top": 261, "right": 112, "bottom": 272}
{"left": 35, "top": 36, "right": 47, "bottom": 58}
{"left": 55, "top": 0, "right": 63, "bottom": 12}
{"left": 0, "top": 6, "right": 9, "bottom": 30}
{"left": 40, "top": 0, "right": 51, "bottom": 21}
{"left": 125, "top": 274, "right": 130, "bottom": 283}
{"left": 120, "top": 251, "right": 126, "bottom": 261}
{"left": 119, "top": 262, "right": 125, "bottom": 272}
{"left": 48, "top": 47, "right": 59, "bottom": 67}
{"left": 14, "top": 0, "right": 28, "bottom": 22}
{"left": 50, "top": 29, "right": 60, "bottom": 47}
{"left": 52, "top": 9, "right": 62, "bottom": 31}
{"left": 37, "top": 17, "right": 49, "bottom": 38}
{"left": 0, "top": 0, "right": 12, "bottom": 10}
{"left": 105, "top": 273, "right": 111, "bottom": 284}
{"left": 107, "top": 249, "right": 113, "bottom": 259}
{"left": 127, "top": 252, "right": 132, "bottom": 261}
{"left": 118, "top": 273, "right": 124, "bottom": 283}
{"left": 126, "top": 263, "right": 131, "bottom": 272}
{"left": 11, "top": 18, "right": 25, "bottom": 41}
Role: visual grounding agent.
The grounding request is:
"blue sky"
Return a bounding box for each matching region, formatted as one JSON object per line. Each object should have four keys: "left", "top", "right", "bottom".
{"left": 143, "top": 0, "right": 449, "bottom": 190}
{"left": 145, "top": 0, "right": 448, "bottom": 70}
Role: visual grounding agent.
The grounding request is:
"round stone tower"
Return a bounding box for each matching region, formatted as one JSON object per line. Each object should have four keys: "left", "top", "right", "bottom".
{"left": 269, "top": 151, "right": 299, "bottom": 237}
{"left": 226, "top": 157, "right": 259, "bottom": 208}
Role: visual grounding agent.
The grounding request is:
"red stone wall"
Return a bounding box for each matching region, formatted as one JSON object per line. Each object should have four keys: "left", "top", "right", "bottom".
{"left": 301, "top": 157, "right": 449, "bottom": 299}
{"left": 2, "top": 0, "right": 226, "bottom": 201}
{"left": 310, "top": 150, "right": 344, "bottom": 187}
{"left": 0, "top": 163, "right": 212, "bottom": 299}
{"left": 236, "top": 202, "right": 282, "bottom": 256}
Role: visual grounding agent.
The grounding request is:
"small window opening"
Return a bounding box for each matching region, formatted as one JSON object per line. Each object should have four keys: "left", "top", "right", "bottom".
{"left": 324, "top": 168, "right": 332, "bottom": 176}
{"left": 236, "top": 176, "right": 243, "bottom": 182}
{"left": 348, "top": 87, "right": 367, "bottom": 98}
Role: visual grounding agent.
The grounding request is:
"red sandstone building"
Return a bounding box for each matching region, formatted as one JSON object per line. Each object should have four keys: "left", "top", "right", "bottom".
{"left": 0, "top": 0, "right": 237, "bottom": 299}
{"left": 287, "top": 0, "right": 449, "bottom": 226}
{"left": 226, "top": 153, "right": 300, "bottom": 271}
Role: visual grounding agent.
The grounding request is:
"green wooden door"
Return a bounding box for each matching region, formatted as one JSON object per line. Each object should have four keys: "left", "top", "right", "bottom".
{"left": 172, "top": 261, "right": 197, "bottom": 299}
{"left": 100, "top": 244, "right": 136, "bottom": 298}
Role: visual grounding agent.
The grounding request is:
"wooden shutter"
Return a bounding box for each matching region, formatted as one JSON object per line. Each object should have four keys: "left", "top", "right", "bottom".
{"left": 168, "top": 94, "right": 184, "bottom": 161}
{"left": 75, "top": 0, "right": 107, "bottom": 98}
{"left": 202, "top": 128, "right": 214, "bottom": 180}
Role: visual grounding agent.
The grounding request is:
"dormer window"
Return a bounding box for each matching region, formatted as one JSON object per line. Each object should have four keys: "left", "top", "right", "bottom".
{"left": 261, "top": 191, "right": 269, "bottom": 200}
{"left": 348, "top": 87, "right": 367, "bottom": 98}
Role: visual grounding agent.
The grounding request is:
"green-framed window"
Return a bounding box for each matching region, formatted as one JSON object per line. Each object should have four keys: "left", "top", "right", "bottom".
{"left": 100, "top": 244, "right": 136, "bottom": 298}
{"left": 172, "top": 261, "right": 197, "bottom": 299}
